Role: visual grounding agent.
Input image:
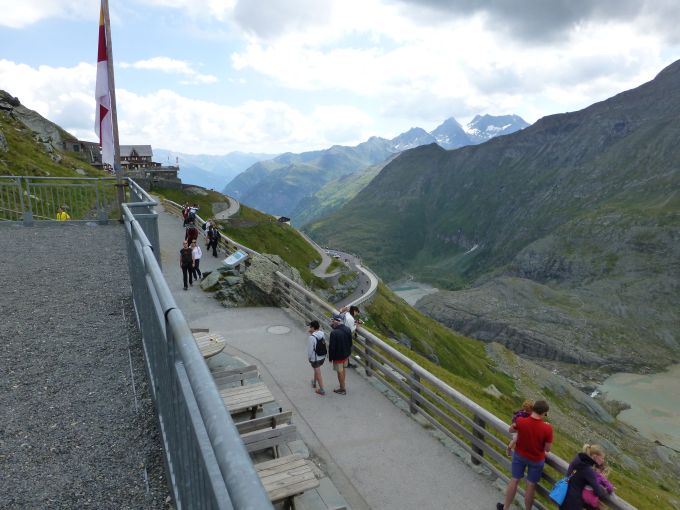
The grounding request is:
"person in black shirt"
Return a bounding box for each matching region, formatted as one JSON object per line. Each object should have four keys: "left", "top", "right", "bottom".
{"left": 179, "top": 240, "right": 194, "bottom": 290}
{"left": 328, "top": 313, "right": 352, "bottom": 395}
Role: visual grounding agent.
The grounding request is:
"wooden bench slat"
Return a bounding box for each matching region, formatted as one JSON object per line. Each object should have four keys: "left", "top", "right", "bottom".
{"left": 235, "top": 411, "right": 293, "bottom": 435}
{"left": 220, "top": 382, "right": 274, "bottom": 415}
{"left": 241, "top": 424, "right": 297, "bottom": 453}
{"left": 267, "top": 477, "right": 319, "bottom": 502}
{"left": 255, "top": 454, "right": 320, "bottom": 504}
{"left": 211, "top": 365, "right": 259, "bottom": 388}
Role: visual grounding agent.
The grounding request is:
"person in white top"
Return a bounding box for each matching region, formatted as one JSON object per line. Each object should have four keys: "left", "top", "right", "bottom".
{"left": 340, "top": 305, "right": 361, "bottom": 367}
{"left": 191, "top": 240, "right": 203, "bottom": 280}
{"left": 307, "top": 320, "right": 326, "bottom": 396}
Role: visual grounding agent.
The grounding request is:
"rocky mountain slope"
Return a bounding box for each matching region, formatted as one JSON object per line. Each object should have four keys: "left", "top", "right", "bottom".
{"left": 224, "top": 114, "right": 529, "bottom": 220}
{"left": 0, "top": 90, "right": 101, "bottom": 177}
{"left": 308, "top": 60, "right": 680, "bottom": 373}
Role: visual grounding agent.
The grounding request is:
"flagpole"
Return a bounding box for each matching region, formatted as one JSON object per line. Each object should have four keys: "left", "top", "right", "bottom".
{"left": 101, "top": 0, "right": 124, "bottom": 217}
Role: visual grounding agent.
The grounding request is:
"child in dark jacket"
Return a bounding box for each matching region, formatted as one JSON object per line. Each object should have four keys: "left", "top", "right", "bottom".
{"left": 560, "top": 444, "right": 608, "bottom": 510}
{"left": 506, "top": 399, "right": 533, "bottom": 456}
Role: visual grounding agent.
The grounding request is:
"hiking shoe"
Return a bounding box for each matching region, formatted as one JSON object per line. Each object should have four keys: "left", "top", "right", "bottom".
{"left": 333, "top": 388, "right": 346, "bottom": 395}
{"left": 496, "top": 503, "right": 504, "bottom": 510}
{"left": 315, "top": 388, "right": 325, "bottom": 396}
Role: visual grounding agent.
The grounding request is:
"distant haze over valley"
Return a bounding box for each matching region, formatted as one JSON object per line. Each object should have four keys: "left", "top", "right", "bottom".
{"left": 154, "top": 149, "right": 276, "bottom": 192}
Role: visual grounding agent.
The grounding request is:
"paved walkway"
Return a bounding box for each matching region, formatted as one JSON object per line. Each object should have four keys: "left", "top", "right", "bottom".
{"left": 158, "top": 208, "right": 503, "bottom": 510}
{"left": 214, "top": 194, "right": 240, "bottom": 219}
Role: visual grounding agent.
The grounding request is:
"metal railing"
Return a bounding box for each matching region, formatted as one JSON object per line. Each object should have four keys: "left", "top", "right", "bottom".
{"left": 0, "top": 176, "right": 119, "bottom": 224}
{"left": 273, "top": 271, "right": 637, "bottom": 510}
{"left": 122, "top": 182, "right": 272, "bottom": 509}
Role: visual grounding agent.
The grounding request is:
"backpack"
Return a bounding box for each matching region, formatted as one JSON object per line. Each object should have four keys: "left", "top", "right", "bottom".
{"left": 187, "top": 210, "right": 196, "bottom": 222}
{"left": 314, "top": 332, "right": 327, "bottom": 357}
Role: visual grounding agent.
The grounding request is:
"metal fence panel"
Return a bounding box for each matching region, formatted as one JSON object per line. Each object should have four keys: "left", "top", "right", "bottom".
{"left": 122, "top": 186, "right": 272, "bottom": 510}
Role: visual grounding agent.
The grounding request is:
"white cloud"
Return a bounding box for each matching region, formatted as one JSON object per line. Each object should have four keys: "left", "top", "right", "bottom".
{"left": 0, "top": 0, "right": 96, "bottom": 28}
{"left": 116, "top": 90, "right": 343, "bottom": 153}
{"left": 230, "top": 2, "right": 675, "bottom": 127}
{"left": 120, "top": 57, "right": 218, "bottom": 84}
{"left": 0, "top": 59, "right": 95, "bottom": 134}
{"left": 140, "top": 0, "right": 235, "bottom": 22}
{"left": 0, "top": 59, "right": 364, "bottom": 154}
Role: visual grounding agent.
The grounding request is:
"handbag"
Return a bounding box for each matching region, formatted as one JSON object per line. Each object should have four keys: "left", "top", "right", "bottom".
{"left": 549, "top": 476, "right": 570, "bottom": 505}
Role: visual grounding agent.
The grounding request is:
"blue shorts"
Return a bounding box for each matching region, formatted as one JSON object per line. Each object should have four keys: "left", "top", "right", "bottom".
{"left": 511, "top": 452, "right": 544, "bottom": 484}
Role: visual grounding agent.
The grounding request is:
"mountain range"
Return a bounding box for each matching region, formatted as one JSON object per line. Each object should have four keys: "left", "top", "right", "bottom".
{"left": 154, "top": 149, "right": 276, "bottom": 191}
{"left": 307, "top": 60, "right": 680, "bottom": 374}
{"left": 223, "top": 115, "right": 529, "bottom": 220}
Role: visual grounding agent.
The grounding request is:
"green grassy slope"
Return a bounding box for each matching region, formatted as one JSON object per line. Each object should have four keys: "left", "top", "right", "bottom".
{"left": 292, "top": 159, "right": 390, "bottom": 227}
{"left": 0, "top": 110, "right": 102, "bottom": 178}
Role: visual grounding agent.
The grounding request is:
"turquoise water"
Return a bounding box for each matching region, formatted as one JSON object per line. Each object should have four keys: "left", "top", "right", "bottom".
{"left": 599, "top": 364, "right": 680, "bottom": 451}
{"left": 389, "top": 279, "right": 439, "bottom": 305}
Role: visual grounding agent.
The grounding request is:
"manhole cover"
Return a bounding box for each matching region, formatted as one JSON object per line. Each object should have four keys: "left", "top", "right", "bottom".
{"left": 267, "top": 325, "right": 291, "bottom": 335}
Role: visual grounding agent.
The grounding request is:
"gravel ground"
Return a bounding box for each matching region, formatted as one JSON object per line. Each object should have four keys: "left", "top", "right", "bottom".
{"left": 0, "top": 223, "right": 169, "bottom": 509}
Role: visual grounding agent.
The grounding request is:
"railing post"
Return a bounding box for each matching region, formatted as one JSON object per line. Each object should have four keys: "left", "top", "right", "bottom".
{"left": 364, "top": 335, "right": 373, "bottom": 377}
{"left": 409, "top": 371, "right": 421, "bottom": 414}
{"left": 471, "top": 414, "right": 486, "bottom": 465}
{"left": 22, "top": 177, "right": 34, "bottom": 226}
{"left": 96, "top": 179, "right": 108, "bottom": 224}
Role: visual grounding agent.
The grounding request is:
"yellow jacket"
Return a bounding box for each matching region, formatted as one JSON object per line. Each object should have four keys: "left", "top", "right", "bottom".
{"left": 56, "top": 211, "right": 70, "bottom": 221}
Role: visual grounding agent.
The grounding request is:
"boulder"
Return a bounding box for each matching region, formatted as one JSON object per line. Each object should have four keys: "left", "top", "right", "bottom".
{"left": 222, "top": 276, "right": 242, "bottom": 287}
{"left": 200, "top": 271, "right": 221, "bottom": 292}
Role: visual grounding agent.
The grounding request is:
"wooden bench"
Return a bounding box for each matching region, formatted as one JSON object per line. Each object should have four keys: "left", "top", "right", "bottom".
{"left": 192, "top": 332, "right": 226, "bottom": 359}
{"left": 220, "top": 382, "right": 275, "bottom": 419}
{"left": 236, "top": 411, "right": 296, "bottom": 458}
{"left": 255, "top": 454, "right": 319, "bottom": 510}
{"left": 211, "top": 364, "right": 259, "bottom": 389}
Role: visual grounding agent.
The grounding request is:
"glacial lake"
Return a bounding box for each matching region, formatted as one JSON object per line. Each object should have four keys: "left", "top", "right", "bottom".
{"left": 390, "top": 280, "right": 680, "bottom": 451}
{"left": 599, "top": 364, "right": 680, "bottom": 451}
{"left": 389, "top": 279, "right": 439, "bottom": 305}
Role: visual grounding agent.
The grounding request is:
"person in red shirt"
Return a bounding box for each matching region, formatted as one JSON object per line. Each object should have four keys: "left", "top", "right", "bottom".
{"left": 497, "top": 399, "right": 553, "bottom": 510}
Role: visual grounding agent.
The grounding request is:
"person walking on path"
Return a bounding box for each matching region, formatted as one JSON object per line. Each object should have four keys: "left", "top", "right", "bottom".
{"left": 307, "top": 320, "right": 326, "bottom": 396}
{"left": 179, "top": 240, "right": 194, "bottom": 290}
{"left": 560, "top": 444, "right": 610, "bottom": 510}
{"left": 497, "top": 399, "right": 553, "bottom": 510}
{"left": 207, "top": 225, "right": 220, "bottom": 257}
{"left": 328, "top": 313, "right": 352, "bottom": 395}
{"left": 185, "top": 222, "right": 199, "bottom": 246}
{"left": 56, "top": 206, "right": 70, "bottom": 221}
{"left": 181, "top": 203, "right": 189, "bottom": 226}
{"left": 191, "top": 240, "right": 203, "bottom": 281}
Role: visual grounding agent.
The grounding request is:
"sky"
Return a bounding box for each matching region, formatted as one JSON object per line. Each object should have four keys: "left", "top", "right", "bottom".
{"left": 1, "top": 0, "right": 679, "bottom": 155}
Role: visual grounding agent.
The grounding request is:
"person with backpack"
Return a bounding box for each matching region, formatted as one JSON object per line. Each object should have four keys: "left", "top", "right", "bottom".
{"left": 187, "top": 203, "right": 199, "bottom": 224}
{"left": 307, "top": 320, "right": 326, "bottom": 396}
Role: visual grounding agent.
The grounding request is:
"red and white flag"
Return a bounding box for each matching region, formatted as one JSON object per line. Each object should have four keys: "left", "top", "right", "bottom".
{"left": 94, "top": 2, "right": 114, "bottom": 168}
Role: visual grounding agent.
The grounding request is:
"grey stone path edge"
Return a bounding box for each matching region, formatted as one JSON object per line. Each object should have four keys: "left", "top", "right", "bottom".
{"left": 0, "top": 223, "right": 168, "bottom": 509}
